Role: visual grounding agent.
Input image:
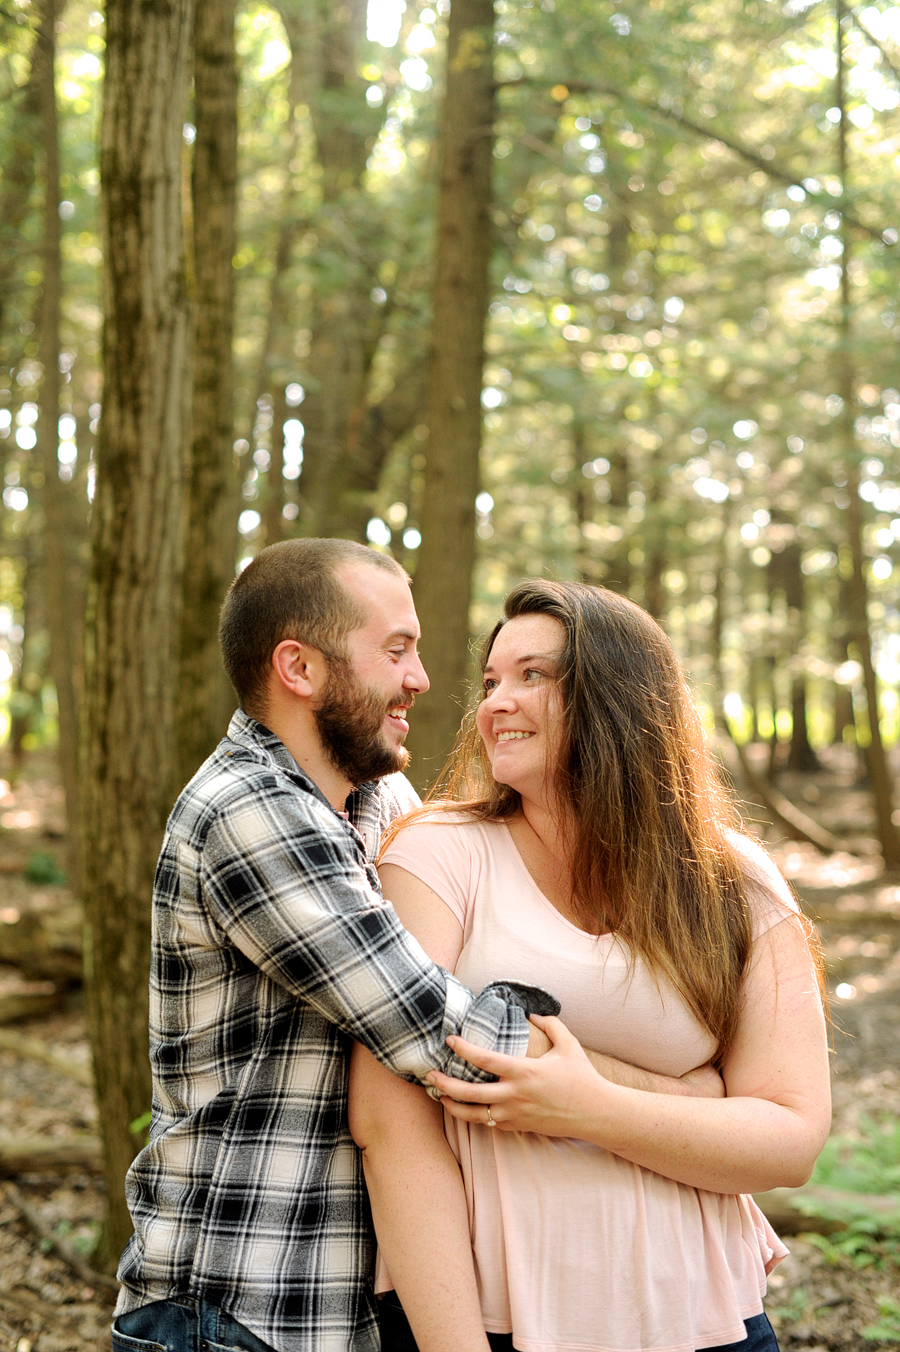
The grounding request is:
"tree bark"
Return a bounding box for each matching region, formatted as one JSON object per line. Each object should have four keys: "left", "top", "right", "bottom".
{"left": 278, "top": 0, "right": 389, "bottom": 541}
{"left": 404, "top": 0, "right": 495, "bottom": 790}
{"left": 33, "top": 0, "right": 82, "bottom": 885}
{"left": 176, "top": 0, "right": 238, "bottom": 791}
{"left": 0, "top": 30, "right": 41, "bottom": 348}
{"left": 80, "top": 0, "right": 193, "bottom": 1269}
{"left": 834, "top": 0, "right": 900, "bottom": 866}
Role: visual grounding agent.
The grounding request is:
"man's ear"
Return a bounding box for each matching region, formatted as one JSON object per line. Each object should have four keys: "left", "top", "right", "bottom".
{"left": 271, "top": 640, "right": 329, "bottom": 699}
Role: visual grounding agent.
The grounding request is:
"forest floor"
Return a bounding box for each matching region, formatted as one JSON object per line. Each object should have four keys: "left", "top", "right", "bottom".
{"left": 0, "top": 746, "right": 899, "bottom": 1352}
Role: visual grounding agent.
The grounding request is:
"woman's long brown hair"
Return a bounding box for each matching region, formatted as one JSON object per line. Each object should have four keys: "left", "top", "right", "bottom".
{"left": 392, "top": 580, "right": 803, "bottom": 1061}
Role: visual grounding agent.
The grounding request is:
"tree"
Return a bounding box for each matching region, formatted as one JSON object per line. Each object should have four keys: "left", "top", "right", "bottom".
{"left": 833, "top": 0, "right": 900, "bottom": 865}
{"left": 405, "top": 0, "right": 496, "bottom": 787}
{"left": 79, "top": 0, "right": 193, "bottom": 1268}
{"left": 33, "top": 0, "right": 82, "bottom": 883}
{"left": 176, "top": 0, "right": 239, "bottom": 790}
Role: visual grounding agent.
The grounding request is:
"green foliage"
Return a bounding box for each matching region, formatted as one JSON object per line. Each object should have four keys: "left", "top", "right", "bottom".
{"left": 797, "top": 1114, "right": 900, "bottom": 1269}
{"left": 863, "top": 1294, "right": 900, "bottom": 1342}
{"left": 24, "top": 849, "right": 66, "bottom": 885}
{"left": 129, "top": 1109, "right": 153, "bottom": 1146}
{"left": 812, "top": 1114, "right": 900, "bottom": 1196}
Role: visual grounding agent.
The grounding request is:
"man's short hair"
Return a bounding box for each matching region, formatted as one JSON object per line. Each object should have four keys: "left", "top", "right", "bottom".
{"left": 219, "top": 538, "right": 408, "bottom": 718}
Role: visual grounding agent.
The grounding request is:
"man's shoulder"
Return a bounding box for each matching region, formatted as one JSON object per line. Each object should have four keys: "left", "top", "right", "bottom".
{"left": 348, "top": 773, "right": 420, "bottom": 862}
{"left": 166, "top": 723, "right": 327, "bottom": 849}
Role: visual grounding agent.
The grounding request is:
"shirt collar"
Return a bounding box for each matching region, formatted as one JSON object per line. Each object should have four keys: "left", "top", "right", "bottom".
{"left": 226, "top": 708, "right": 379, "bottom": 819}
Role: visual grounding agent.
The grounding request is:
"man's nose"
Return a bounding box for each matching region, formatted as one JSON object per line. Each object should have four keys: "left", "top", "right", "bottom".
{"left": 403, "top": 652, "right": 429, "bottom": 693}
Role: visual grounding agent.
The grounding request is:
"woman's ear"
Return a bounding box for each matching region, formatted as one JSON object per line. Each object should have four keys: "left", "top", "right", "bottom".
{"left": 271, "top": 639, "right": 329, "bottom": 700}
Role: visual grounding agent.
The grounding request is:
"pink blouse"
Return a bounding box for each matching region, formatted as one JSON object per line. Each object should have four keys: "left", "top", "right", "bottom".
{"left": 380, "top": 817, "right": 794, "bottom": 1352}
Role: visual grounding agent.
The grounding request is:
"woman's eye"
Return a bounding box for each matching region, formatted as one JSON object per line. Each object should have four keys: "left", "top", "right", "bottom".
{"left": 483, "top": 678, "right": 498, "bottom": 694}
{"left": 524, "top": 668, "right": 545, "bottom": 681}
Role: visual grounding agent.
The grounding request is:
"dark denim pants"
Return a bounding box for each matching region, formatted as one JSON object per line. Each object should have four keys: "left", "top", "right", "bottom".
{"left": 377, "top": 1292, "right": 781, "bottom": 1352}
{"left": 112, "top": 1297, "right": 275, "bottom": 1352}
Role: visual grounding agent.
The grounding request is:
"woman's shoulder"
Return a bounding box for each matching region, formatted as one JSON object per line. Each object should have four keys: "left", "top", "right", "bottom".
{"left": 380, "top": 807, "right": 504, "bottom": 861}
{"left": 725, "top": 830, "right": 799, "bottom": 934}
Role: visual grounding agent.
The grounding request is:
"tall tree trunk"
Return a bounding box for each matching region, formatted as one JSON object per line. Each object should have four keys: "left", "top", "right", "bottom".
{"left": 404, "top": 0, "right": 495, "bottom": 789}
{"left": 0, "top": 31, "right": 41, "bottom": 347}
{"left": 176, "top": 0, "right": 238, "bottom": 791}
{"left": 276, "top": 0, "right": 389, "bottom": 541}
{"left": 80, "top": 0, "right": 193, "bottom": 1269}
{"left": 832, "top": 568, "right": 855, "bottom": 745}
{"left": 781, "top": 538, "right": 820, "bottom": 773}
{"left": 7, "top": 536, "right": 43, "bottom": 767}
{"left": 262, "top": 383, "right": 288, "bottom": 546}
{"left": 33, "top": 0, "right": 81, "bottom": 883}
{"left": 835, "top": 0, "right": 900, "bottom": 865}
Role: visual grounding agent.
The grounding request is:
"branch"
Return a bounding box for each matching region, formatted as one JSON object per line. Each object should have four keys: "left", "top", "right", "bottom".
{"left": 848, "top": 4, "right": 900, "bottom": 86}
{"left": 3, "top": 1179, "right": 119, "bottom": 1294}
{"left": 498, "top": 77, "right": 894, "bottom": 245}
{"left": 755, "top": 1182, "right": 900, "bottom": 1236}
{"left": 0, "top": 1133, "right": 101, "bottom": 1175}
{"left": 717, "top": 721, "right": 851, "bottom": 856}
{"left": 0, "top": 1028, "right": 93, "bottom": 1086}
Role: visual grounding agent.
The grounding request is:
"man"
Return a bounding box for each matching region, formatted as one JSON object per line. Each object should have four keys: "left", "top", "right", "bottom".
{"left": 112, "top": 538, "right": 555, "bottom": 1352}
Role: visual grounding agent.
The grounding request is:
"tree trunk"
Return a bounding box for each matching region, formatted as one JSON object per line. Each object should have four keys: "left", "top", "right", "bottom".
{"left": 832, "top": 569, "right": 855, "bottom": 744}
{"left": 276, "top": 0, "right": 390, "bottom": 541}
{"left": 7, "top": 533, "right": 43, "bottom": 766}
{"left": 834, "top": 0, "right": 900, "bottom": 865}
{"left": 80, "top": 0, "right": 194, "bottom": 1270}
{"left": 176, "top": 0, "right": 238, "bottom": 791}
{"left": 0, "top": 30, "right": 41, "bottom": 346}
{"left": 262, "top": 383, "right": 288, "bottom": 546}
{"left": 403, "top": 0, "right": 495, "bottom": 790}
{"left": 777, "top": 535, "right": 820, "bottom": 773}
{"left": 33, "top": 0, "right": 81, "bottom": 884}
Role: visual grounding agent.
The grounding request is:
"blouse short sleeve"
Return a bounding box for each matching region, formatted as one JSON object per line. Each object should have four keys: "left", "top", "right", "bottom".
{"left": 729, "top": 831, "right": 800, "bottom": 940}
{"left": 379, "top": 815, "right": 478, "bottom": 933}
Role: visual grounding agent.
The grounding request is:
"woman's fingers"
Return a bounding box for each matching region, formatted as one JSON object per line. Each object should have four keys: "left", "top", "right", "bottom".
{"left": 426, "top": 1067, "right": 495, "bottom": 1103}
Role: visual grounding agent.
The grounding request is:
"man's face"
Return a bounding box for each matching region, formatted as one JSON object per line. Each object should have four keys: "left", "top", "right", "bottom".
{"left": 313, "top": 564, "right": 429, "bottom": 785}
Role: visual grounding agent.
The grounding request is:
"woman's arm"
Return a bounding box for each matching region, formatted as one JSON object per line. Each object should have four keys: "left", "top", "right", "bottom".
{"left": 348, "top": 862, "right": 723, "bottom": 1352}
{"left": 348, "top": 864, "right": 491, "bottom": 1352}
{"left": 428, "top": 912, "right": 831, "bottom": 1195}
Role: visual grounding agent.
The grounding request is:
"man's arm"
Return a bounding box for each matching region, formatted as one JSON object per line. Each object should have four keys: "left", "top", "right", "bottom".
{"left": 200, "top": 790, "right": 547, "bottom": 1084}
{"left": 583, "top": 1050, "right": 724, "bottom": 1098}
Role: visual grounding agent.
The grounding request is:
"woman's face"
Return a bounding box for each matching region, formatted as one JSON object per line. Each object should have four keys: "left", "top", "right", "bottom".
{"left": 476, "top": 613, "right": 566, "bottom": 806}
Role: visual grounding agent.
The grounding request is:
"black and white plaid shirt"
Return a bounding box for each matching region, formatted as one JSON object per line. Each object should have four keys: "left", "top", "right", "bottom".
{"left": 115, "top": 712, "right": 541, "bottom": 1352}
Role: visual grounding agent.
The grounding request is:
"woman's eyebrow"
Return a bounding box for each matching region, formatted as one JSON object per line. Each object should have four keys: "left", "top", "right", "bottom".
{"left": 483, "top": 651, "right": 559, "bottom": 671}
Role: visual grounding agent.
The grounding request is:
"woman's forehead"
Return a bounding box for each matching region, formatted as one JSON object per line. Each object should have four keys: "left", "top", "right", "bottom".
{"left": 486, "top": 613, "right": 565, "bottom": 665}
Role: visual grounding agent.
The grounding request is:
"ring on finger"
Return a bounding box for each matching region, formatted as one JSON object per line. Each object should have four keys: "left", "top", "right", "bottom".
{"left": 486, "top": 1105, "right": 496, "bottom": 1128}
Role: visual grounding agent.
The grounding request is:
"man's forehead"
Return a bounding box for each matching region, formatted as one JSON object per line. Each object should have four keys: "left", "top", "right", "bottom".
{"left": 338, "top": 561, "right": 419, "bottom": 636}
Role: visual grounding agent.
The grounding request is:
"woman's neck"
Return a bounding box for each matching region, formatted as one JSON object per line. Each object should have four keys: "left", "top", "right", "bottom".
{"left": 508, "top": 802, "right": 591, "bottom": 929}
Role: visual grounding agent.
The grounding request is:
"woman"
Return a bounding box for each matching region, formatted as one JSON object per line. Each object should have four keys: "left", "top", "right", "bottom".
{"left": 349, "top": 580, "right": 830, "bottom": 1352}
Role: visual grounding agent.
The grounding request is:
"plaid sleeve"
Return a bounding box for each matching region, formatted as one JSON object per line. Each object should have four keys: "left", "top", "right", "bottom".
{"left": 199, "top": 784, "right": 538, "bottom": 1082}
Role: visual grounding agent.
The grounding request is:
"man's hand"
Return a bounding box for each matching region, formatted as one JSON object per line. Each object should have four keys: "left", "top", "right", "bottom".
{"left": 526, "top": 1018, "right": 553, "bottom": 1058}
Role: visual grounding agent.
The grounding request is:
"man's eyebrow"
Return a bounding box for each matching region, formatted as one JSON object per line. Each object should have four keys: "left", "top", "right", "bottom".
{"left": 386, "top": 627, "right": 420, "bottom": 643}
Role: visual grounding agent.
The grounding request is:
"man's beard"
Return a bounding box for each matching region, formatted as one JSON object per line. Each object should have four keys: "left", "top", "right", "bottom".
{"left": 314, "top": 655, "right": 410, "bottom": 785}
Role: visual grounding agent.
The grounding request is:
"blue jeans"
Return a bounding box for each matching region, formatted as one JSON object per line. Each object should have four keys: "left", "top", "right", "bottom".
{"left": 377, "top": 1293, "right": 781, "bottom": 1352}
{"left": 112, "top": 1297, "right": 275, "bottom": 1352}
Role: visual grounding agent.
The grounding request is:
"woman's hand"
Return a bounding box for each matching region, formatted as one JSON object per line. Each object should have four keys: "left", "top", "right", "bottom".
{"left": 431, "top": 915, "right": 832, "bottom": 1196}
{"left": 428, "top": 1014, "right": 615, "bottom": 1136}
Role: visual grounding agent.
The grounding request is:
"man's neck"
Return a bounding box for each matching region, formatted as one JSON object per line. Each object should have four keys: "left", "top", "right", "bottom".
{"left": 262, "top": 710, "right": 354, "bottom": 811}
